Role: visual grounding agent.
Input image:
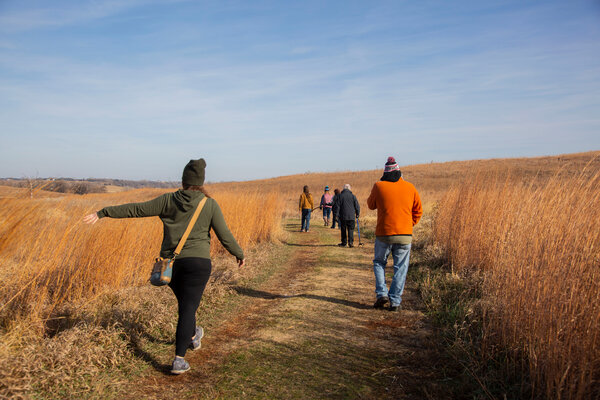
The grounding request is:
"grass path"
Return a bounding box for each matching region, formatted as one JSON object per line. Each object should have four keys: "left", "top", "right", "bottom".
{"left": 126, "top": 219, "right": 452, "bottom": 399}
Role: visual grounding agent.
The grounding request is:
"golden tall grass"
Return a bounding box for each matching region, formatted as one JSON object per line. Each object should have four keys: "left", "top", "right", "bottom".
{"left": 208, "top": 151, "right": 600, "bottom": 217}
{"left": 0, "top": 187, "right": 283, "bottom": 332}
{"left": 434, "top": 169, "right": 600, "bottom": 399}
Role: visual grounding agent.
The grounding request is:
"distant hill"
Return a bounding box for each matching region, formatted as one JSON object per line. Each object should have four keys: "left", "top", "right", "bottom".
{"left": 2, "top": 150, "right": 598, "bottom": 198}
{"left": 0, "top": 177, "right": 179, "bottom": 195}
{"left": 207, "top": 150, "right": 600, "bottom": 204}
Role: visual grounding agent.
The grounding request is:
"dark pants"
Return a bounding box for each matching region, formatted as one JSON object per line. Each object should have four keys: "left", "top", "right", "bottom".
{"left": 331, "top": 212, "right": 339, "bottom": 228}
{"left": 168, "top": 257, "right": 212, "bottom": 357}
{"left": 340, "top": 219, "right": 356, "bottom": 246}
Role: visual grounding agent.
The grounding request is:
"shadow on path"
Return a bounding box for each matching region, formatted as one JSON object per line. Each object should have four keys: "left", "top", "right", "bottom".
{"left": 128, "top": 335, "right": 172, "bottom": 375}
{"left": 232, "top": 286, "right": 372, "bottom": 310}
{"left": 282, "top": 241, "right": 338, "bottom": 248}
{"left": 45, "top": 308, "right": 173, "bottom": 375}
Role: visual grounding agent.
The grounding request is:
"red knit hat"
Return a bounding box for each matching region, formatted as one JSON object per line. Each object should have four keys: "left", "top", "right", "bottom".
{"left": 384, "top": 157, "right": 400, "bottom": 173}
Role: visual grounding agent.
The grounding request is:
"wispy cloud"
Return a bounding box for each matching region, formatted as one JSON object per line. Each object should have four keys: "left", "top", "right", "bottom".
{"left": 0, "top": 0, "right": 173, "bottom": 32}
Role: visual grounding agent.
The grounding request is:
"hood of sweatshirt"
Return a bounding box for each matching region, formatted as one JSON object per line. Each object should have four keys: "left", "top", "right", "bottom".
{"left": 172, "top": 189, "right": 205, "bottom": 212}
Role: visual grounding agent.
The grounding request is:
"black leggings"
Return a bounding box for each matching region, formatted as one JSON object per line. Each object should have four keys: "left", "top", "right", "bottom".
{"left": 168, "top": 257, "right": 212, "bottom": 357}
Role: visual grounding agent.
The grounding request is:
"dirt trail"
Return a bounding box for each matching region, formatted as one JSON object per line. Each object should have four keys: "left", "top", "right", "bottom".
{"left": 127, "top": 220, "right": 450, "bottom": 399}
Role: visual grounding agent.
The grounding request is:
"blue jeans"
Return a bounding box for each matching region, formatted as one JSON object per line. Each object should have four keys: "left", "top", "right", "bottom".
{"left": 322, "top": 207, "right": 332, "bottom": 219}
{"left": 373, "top": 239, "right": 411, "bottom": 306}
{"left": 301, "top": 209, "right": 312, "bottom": 231}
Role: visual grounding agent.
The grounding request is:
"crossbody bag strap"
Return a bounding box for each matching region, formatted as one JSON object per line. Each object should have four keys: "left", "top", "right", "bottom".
{"left": 173, "top": 196, "right": 208, "bottom": 257}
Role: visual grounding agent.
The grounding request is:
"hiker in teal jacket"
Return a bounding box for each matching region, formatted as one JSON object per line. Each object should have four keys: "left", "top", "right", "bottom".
{"left": 83, "top": 159, "right": 244, "bottom": 375}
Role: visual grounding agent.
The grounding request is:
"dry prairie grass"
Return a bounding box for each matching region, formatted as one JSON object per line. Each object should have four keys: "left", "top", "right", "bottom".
{"left": 0, "top": 187, "right": 283, "bottom": 334}
{"left": 434, "top": 166, "right": 600, "bottom": 399}
{"left": 0, "top": 243, "right": 281, "bottom": 399}
{"left": 1, "top": 151, "right": 596, "bottom": 334}
{"left": 1, "top": 150, "right": 599, "bottom": 398}
{"left": 208, "top": 151, "right": 600, "bottom": 215}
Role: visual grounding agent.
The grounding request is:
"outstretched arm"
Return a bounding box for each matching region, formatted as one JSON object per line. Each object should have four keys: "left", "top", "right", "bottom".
{"left": 82, "top": 194, "right": 168, "bottom": 224}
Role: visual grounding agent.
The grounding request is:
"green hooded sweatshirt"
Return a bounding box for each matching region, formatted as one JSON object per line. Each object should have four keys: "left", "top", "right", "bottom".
{"left": 97, "top": 190, "right": 244, "bottom": 260}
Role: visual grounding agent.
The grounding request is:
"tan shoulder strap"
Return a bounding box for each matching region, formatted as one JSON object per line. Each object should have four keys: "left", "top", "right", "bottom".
{"left": 173, "top": 196, "right": 208, "bottom": 257}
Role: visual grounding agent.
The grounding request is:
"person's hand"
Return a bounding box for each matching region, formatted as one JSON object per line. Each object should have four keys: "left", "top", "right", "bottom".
{"left": 83, "top": 213, "right": 99, "bottom": 225}
{"left": 237, "top": 258, "right": 245, "bottom": 267}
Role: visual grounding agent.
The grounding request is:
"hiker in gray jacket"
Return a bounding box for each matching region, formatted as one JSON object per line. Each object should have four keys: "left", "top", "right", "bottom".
{"left": 337, "top": 184, "right": 360, "bottom": 247}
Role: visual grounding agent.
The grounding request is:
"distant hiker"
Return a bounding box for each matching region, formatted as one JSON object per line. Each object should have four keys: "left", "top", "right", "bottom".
{"left": 367, "top": 157, "right": 422, "bottom": 312}
{"left": 299, "top": 185, "right": 314, "bottom": 232}
{"left": 337, "top": 184, "right": 360, "bottom": 247}
{"left": 319, "top": 186, "right": 334, "bottom": 226}
{"left": 331, "top": 188, "right": 341, "bottom": 229}
{"left": 83, "top": 159, "right": 245, "bottom": 374}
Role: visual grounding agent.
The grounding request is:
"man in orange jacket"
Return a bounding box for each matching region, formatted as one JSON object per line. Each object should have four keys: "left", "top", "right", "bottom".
{"left": 367, "top": 157, "right": 422, "bottom": 311}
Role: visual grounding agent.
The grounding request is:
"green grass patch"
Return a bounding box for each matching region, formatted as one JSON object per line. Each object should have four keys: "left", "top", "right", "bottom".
{"left": 409, "top": 243, "right": 533, "bottom": 399}
{"left": 213, "top": 335, "right": 393, "bottom": 399}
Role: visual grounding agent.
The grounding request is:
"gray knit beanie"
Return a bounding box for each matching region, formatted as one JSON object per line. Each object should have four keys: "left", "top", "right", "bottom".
{"left": 182, "top": 159, "right": 206, "bottom": 186}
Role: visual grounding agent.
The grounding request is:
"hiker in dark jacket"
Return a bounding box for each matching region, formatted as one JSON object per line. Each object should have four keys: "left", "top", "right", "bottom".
{"left": 337, "top": 184, "right": 360, "bottom": 247}
{"left": 331, "top": 188, "right": 341, "bottom": 229}
{"left": 83, "top": 159, "right": 245, "bottom": 375}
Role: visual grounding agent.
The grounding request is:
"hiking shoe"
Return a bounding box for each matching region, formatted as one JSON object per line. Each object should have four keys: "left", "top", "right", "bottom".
{"left": 389, "top": 304, "right": 401, "bottom": 312}
{"left": 338, "top": 243, "right": 346, "bottom": 247}
{"left": 171, "top": 357, "right": 190, "bottom": 374}
{"left": 348, "top": 244, "right": 354, "bottom": 248}
{"left": 189, "top": 326, "right": 204, "bottom": 351}
{"left": 373, "top": 297, "right": 389, "bottom": 309}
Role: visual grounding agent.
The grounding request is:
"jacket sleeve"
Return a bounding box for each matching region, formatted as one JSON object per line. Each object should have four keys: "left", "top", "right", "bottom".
{"left": 367, "top": 184, "right": 377, "bottom": 210}
{"left": 354, "top": 195, "right": 360, "bottom": 217}
{"left": 97, "top": 194, "right": 168, "bottom": 219}
{"left": 309, "top": 194, "right": 314, "bottom": 209}
{"left": 320, "top": 195, "right": 325, "bottom": 208}
{"left": 299, "top": 194, "right": 303, "bottom": 211}
{"left": 412, "top": 189, "right": 423, "bottom": 226}
{"left": 210, "top": 200, "right": 244, "bottom": 260}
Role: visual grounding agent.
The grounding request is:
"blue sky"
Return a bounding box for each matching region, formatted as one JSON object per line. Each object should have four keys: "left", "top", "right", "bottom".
{"left": 1, "top": 0, "right": 599, "bottom": 182}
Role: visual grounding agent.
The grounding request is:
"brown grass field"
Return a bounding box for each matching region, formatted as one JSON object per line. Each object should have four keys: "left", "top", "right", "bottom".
{"left": 434, "top": 165, "right": 600, "bottom": 399}
{"left": 0, "top": 188, "right": 283, "bottom": 333}
{"left": 0, "top": 150, "right": 598, "bottom": 399}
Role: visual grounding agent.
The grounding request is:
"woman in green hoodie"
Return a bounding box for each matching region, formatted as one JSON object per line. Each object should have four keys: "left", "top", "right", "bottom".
{"left": 83, "top": 159, "right": 245, "bottom": 375}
